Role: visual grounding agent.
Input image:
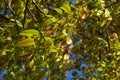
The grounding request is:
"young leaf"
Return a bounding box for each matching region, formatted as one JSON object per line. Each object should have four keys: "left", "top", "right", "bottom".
{"left": 54, "top": 8, "right": 63, "bottom": 14}
{"left": 49, "top": 48, "right": 58, "bottom": 53}
{"left": 16, "top": 38, "right": 35, "bottom": 47}
{"left": 19, "top": 51, "right": 32, "bottom": 57}
{"left": 66, "top": 36, "right": 72, "bottom": 44}
{"left": 60, "top": 2, "right": 71, "bottom": 13}
{"left": 43, "top": 9, "right": 48, "bottom": 15}
{"left": 55, "top": 29, "right": 68, "bottom": 39}
{"left": 20, "top": 29, "right": 39, "bottom": 38}
{"left": 29, "top": 59, "right": 34, "bottom": 68}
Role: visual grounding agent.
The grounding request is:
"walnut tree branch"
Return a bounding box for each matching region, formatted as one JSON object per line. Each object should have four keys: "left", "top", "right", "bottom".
{"left": 23, "top": 0, "right": 29, "bottom": 29}
{"left": 32, "top": 0, "right": 43, "bottom": 13}
{"left": 27, "top": 6, "right": 37, "bottom": 22}
{"left": 4, "top": 0, "right": 19, "bottom": 34}
{"left": 106, "top": 20, "right": 112, "bottom": 53}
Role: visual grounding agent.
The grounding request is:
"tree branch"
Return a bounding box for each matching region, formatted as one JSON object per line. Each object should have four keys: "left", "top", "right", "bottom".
{"left": 106, "top": 20, "right": 112, "bottom": 53}
{"left": 4, "top": 0, "right": 19, "bottom": 34}
{"left": 32, "top": 0, "right": 43, "bottom": 13}
{"left": 23, "top": 0, "right": 29, "bottom": 29}
{"left": 32, "top": 0, "right": 53, "bottom": 22}
{"left": 27, "top": 6, "right": 37, "bottom": 22}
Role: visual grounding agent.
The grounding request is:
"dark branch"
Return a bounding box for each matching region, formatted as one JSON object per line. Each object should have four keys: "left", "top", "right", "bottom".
{"left": 4, "top": 0, "right": 19, "bottom": 34}
{"left": 32, "top": 0, "right": 53, "bottom": 22}
{"left": 106, "top": 29, "right": 111, "bottom": 53}
{"left": 4, "top": 0, "right": 15, "bottom": 16}
{"left": 27, "top": 6, "right": 37, "bottom": 22}
{"left": 23, "top": 0, "right": 29, "bottom": 29}
{"left": 32, "top": 0, "right": 43, "bottom": 13}
{"left": 106, "top": 20, "right": 112, "bottom": 53}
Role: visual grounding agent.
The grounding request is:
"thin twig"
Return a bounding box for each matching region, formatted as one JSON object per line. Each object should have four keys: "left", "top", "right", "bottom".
{"left": 23, "top": 0, "right": 29, "bottom": 29}
{"left": 4, "top": 0, "right": 19, "bottom": 34}
{"left": 106, "top": 20, "right": 112, "bottom": 53}
{"left": 106, "top": 29, "right": 111, "bottom": 53}
{"left": 32, "top": 0, "right": 43, "bottom": 13}
{"left": 4, "top": 0, "right": 15, "bottom": 16}
{"left": 27, "top": 6, "right": 37, "bottom": 22}
{"left": 32, "top": 0, "right": 53, "bottom": 22}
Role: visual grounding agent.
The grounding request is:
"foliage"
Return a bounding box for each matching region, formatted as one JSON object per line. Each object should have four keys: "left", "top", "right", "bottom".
{"left": 0, "top": 0, "right": 120, "bottom": 79}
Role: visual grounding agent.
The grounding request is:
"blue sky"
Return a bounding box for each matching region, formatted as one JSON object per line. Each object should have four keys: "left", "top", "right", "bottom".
{"left": 69, "top": 0, "right": 76, "bottom": 4}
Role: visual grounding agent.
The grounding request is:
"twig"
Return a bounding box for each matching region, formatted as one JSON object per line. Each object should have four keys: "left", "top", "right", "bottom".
{"left": 106, "top": 20, "right": 112, "bottom": 53}
{"left": 4, "top": 0, "right": 15, "bottom": 16}
{"left": 27, "top": 6, "right": 37, "bottom": 22}
{"left": 32, "top": 0, "right": 43, "bottom": 13}
{"left": 4, "top": 0, "right": 19, "bottom": 34}
{"left": 23, "top": 0, "right": 29, "bottom": 29}
{"left": 32, "top": 0, "right": 53, "bottom": 22}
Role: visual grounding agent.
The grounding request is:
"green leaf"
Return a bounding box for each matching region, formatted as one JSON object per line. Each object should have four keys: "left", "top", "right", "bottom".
{"left": 104, "top": 9, "right": 110, "bottom": 17}
{"left": 16, "top": 38, "right": 35, "bottom": 47}
{"left": 44, "top": 37, "right": 54, "bottom": 44}
{"left": 76, "top": 0, "right": 81, "bottom": 4}
{"left": 66, "top": 36, "right": 72, "bottom": 44}
{"left": 49, "top": 48, "right": 57, "bottom": 53}
{"left": 55, "top": 29, "right": 68, "bottom": 39}
{"left": 45, "top": 15, "right": 57, "bottom": 22}
{"left": 92, "top": 77, "right": 97, "bottom": 80}
{"left": 54, "top": 8, "right": 63, "bottom": 14}
{"left": 97, "top": 37, "right": 108, "bottom": 46}
{"left": 69, "top": 26, "right": 77, "bottom": 36}
{"left": 60, "top": 2, "right": 71, "bottom": 13}
{"left": 20, "top": 29, "right": 39, "bottom": 38}
{"left": 10, "top": 19, "right": 23, "bottom": 27}
{"left": 0, "top": 27, "right": 4, "bottom": 31}
{"left": 64, "top": 54, "right": 69, "bottom": 60}
{"left": 98, "top": 67, "right": 103, "bottom": 71}
{"left": 43, "top": 9, "right": 48, "bottom": 15}
{"left": 29, "top": 59, "right": 34, "bottom": 68}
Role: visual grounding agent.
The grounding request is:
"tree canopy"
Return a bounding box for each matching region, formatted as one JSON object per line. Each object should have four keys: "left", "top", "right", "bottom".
{"left": 0, "top": 0, "right": 120, "bottom": 80}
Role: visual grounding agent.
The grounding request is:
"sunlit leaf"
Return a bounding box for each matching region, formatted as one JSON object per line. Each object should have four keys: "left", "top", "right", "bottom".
{"left": 19, "top": 51, "right": 32, "bottom": 57}
{"left": 55, "top": 29, "right": 68, "bottom": 39}
{"left": 44, "top": 37, "right": 54, "bottom": 43}
{"left": 29, "top": 59, "right": 34, "bottom": 68}
{"left": 97, "top": 37, "right": 108, "bottom": 46}
{"left": 0, "top": 0, "right": 120, "bottom": 79}
{"left": 104, "top": 9, "right": 110, "bottom": 17}
{"left": 49, "top": 48, "right": 57, "bottom": 53}
{"left": 60, "top": 2, "right": 71, "bottom": 13}
{"left": 92, "top": 77, "right": 97, "bottom": 80}
{"left": 66, "top": 36, "right": 72, "bottom": 44}
{"left": 16, "top": 39, "right": 35, "bottom": 47}
{"left": 64, "top": 54, "right": 69, "bottom": 60}
{"left": 54, "top": 8, "right": 63, "bottom": 14}
{"left": 43, "top": 9, "right": 48, "bottom": 15}
{"left": 10, "top": 19, "right": 23, "bottom": 27}
{"left": 45, "top": 15, "right": 57, "bottom": 22}
{"left": 20, "top": 29, "right": 39, "bottom": 38}
{"left": 0, "top": 27, "right": 4, "bottom": 31}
